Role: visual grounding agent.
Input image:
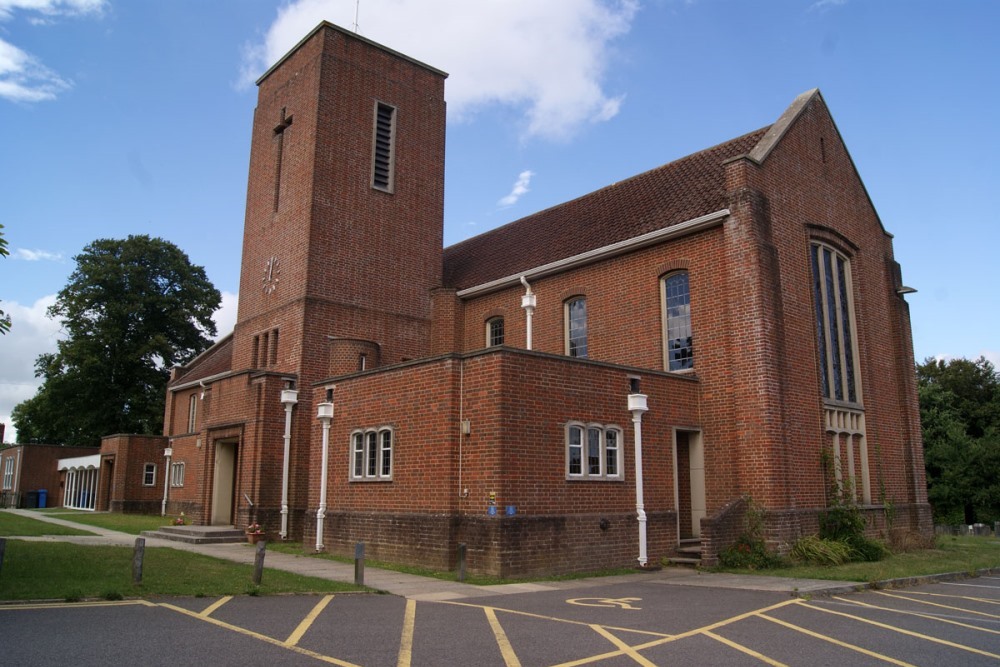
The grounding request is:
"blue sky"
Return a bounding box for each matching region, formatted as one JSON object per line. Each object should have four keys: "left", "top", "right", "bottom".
{"left": 1, "top": 0, "right": 998, "bottom": 442}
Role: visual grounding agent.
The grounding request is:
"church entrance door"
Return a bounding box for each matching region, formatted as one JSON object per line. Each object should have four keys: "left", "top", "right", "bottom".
{"left": 211, "top": 439, "right": 238, "bottom": 525}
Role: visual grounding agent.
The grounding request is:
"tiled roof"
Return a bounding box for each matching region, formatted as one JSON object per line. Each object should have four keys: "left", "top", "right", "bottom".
{"left": 442, "top": 127, "right": 769, "bottom": 291}
{"left": 168, "top": 334, "right": 233, "bottom": 388}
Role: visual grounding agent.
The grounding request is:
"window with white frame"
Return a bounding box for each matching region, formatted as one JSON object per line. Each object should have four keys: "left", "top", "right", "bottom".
{"left": 187, "top": 394, "right": 198, "bottom": 432}
{"left": 662, "top": 271, "right": 694, "bottom": 371}
{"left": 487, "top": 317, "right": 505, "bottom": 347}
{"left": 566, "top": 422, "right": 622, "bottom": 480}
{"left": 565, "top": 297, "right": 588, "bottom": 358}
{"left": 170, "top": 462, "right": 185, "bottom": 487}
{"left": 2, "top": 457, "right": 13, "bottom": 490}
{"left": 142, "top": 463, "right": 156, "bottom": 486}
{"left": 351, "top": 427, "right": 393, "bottom": 480}
{"left": 810, "top": 242, "right": 861, "bottom": 405}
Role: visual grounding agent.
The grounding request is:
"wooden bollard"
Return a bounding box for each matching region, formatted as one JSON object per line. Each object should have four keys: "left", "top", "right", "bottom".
{"left": 132, "top": 537, "right": 145, "bottom": 584}
{"left": 252, "top": 539, "right": 266, "bottom": 585}
{"left": 354, "top": 542, "right": 365, "bottom": 586}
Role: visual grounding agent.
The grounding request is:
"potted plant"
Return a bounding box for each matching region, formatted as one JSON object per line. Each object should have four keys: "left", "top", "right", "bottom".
{"left": 246, "top": 522, "right": 265, "bottom": 544}
{"left": 172, "top": 512, "right": 186, "bottom": 526}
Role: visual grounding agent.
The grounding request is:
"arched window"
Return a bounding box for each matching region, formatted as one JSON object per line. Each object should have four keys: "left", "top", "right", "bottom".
{"left": 565, "top": 297, "right": 587, "bottom": 358}
{"left": 662, "top": 272, "right": 693, "bottom": 371}
{"left": 566, "top": 422, "right": 622, "bottom": 480}
{"left": 486, "top": 317, "right": 505, "bottom": 347}
{"left": 810, "top": 243, "right": 860, "bottom": 404}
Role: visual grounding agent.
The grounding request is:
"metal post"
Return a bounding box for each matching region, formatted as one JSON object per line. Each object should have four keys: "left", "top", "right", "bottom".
{"left": 354, "top": 542, "right": 365, "bottom": 586}
{"left": 132, "top": 537, "right": 145, "bottom": 584}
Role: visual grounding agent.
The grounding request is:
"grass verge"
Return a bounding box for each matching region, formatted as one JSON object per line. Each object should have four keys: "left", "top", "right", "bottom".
{"left": 0, "top": 540, "right": 366, "bottom": 601}
{"left": 0, "top": 511, "right": 96, "bottom": 537}
{"left": 24, "top": 510, "right": 176, "bottom": 535}
{"left": 712, "top": 536, "right": 1000, "bottom": 582}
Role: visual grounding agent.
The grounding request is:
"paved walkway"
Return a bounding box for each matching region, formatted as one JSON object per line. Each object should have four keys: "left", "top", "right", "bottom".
{"left": 3, "top": 509, "right": 863, "bottom": 600}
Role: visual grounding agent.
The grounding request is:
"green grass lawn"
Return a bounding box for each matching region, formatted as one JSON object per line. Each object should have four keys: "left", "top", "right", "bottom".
{"left": 713, "top": 536, "right": 1000, "bottom": 583}
{"left": 0, "top": 511, "right": 96, "bottom": 537}
{"left": 0, "top": 540, "right": 366, "bottom": 601}
{"left": 25, "top": 510, "right": 176, "bottom": 535}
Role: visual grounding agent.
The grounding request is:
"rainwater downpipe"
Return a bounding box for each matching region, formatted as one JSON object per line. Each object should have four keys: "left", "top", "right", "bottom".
{"left": 279, "top": 384, "right": 298, "bottom": 540}
{"left": 315, "top": 388, "right": 335, "bottom": 552}
{"left": 520, "top": 275, "right": 536, "bottom": 351}
{"left": 161, "top": 443, "right": 173, "bottom": 517}
{"left": 627, "top": 377, "right": 649, "bottom": 567}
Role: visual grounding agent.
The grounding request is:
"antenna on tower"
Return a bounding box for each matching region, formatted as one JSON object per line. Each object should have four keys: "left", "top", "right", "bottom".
{"left": 353, "top": 0, "right": 360, "bottom": 33}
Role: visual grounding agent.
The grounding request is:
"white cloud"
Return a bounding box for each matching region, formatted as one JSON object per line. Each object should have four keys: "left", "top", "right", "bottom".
{"left": 498, "top": 170, "right": 535, "bottom": 207}
{"left": 239, "top": 0, "right": 639, "bottom": 141}
{"left": 0, "top": 37, "right": 71, "bottom": 102}
{"left": 212, "top": 290, "right": 239, "bottom": 340}
{"left": 0, "top": 1, "right": 106, "bottom": 103}
{"left": 0, "top": 295, "right": 62, "bottom": 443}
{"left": 13, "top": 247, "right": 63, "bottom": 262}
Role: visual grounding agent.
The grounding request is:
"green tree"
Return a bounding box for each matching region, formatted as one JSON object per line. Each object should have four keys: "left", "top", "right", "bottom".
{"left": 917, "top": 357, "right": 1000, "bottom": 524}
{"left": 11, "top": 235, "right": 220, "bottom": 446}
{"left": 0, "top": 223, "right": 10, "bottom": 334}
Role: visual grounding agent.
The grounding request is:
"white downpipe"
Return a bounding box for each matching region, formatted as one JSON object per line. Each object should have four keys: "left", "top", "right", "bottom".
{"left": 628, "top": 390, "right": 649, "bottom": 567}
{"left": 316, "top": 394, "right": 334, "bottom": 552}
{"left": 279, "top": 388, "right": 298, "bottom": 540}
{"left": 520, "top": 275, "right": 536, "bottom": 350}
{"left": 161, "top": 446, "right": 173, "bottom": 517}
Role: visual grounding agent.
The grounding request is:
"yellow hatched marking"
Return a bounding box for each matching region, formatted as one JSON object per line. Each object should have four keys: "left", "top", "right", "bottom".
{"left": 285, "top": 594, "right": 334, "bottom": 647}
{"left": 199, "top": 595, "right": 232, "bottom": 618}
{"left": 549, "top": 598, "right": 803, "bottom": 667}
{"left": 875, "top": 591, "right": 1000, "bottom": 619}
{"left": 484, "top": 607, "right": 522, "bottom": 667}
{"left": 882, "top": 589, "right": 1000, "bottom": 606}
{"left": 0, "top": 600, "right": 156, "bottom": 611}
{"left": 396, "top": 599, "right": 416, "bottom": 667}
{"left": 759, "top": 613, "right": 915, "bottom": 666}
{"left": 703, "top": 629, "right": 788, "bottom": 667}
{"left": 440, "top": 599, "right": 672, "bottom": 638}
{"left": 159, "top": 602, "right": 360, "bottom": 667}
{"left": 834, "top": 595, "right": 1000, "bottom": 635}
{"left": 804, "top": 601, "right": 1000, "bottom": 660}
{"left": 589, "top": 624, "right": 657, "bottom": 667}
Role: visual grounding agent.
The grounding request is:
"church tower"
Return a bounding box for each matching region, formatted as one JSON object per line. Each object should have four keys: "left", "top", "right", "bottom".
{"left": 234, "top": 23, "right": 447, "bottom": 374}
{"left": 229, "top": 23, "right": 447, "bottom": 536}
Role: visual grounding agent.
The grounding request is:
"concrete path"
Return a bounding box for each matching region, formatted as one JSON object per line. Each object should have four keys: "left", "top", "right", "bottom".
{"left": 2, "top": 509, "right": 862, "bottom": 599}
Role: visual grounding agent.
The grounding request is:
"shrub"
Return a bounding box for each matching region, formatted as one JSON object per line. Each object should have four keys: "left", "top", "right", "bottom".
{"left": 790, "top": 535, "right": 852, "bottom": 566}
{"left": 719, "top": 534, "right": 785, "bottom": 570}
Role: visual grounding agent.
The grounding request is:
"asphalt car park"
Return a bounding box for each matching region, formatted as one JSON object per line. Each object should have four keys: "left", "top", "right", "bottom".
{"left": 3, "top": 575, "right": 999, "bottom": 666}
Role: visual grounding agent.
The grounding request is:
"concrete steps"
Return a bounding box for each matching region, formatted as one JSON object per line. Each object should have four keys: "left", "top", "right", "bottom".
{"left": 666, "top": 538, "right": 702, "bottom": 567}
{"left": 141, "top": 525, "right": 247, "bottom": 545}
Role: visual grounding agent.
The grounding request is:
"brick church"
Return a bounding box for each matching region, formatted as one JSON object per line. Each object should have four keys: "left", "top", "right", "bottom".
{"left": 106, "top": 22, "right": 930, "bottom": 577}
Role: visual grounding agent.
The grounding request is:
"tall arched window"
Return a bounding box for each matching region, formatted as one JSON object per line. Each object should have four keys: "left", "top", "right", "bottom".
{"left": 662, "top": 272, "right": 693, "bottom": 371}
{"left": 810, "top": 243, "right": 860, "bottom": 404}
{"left": 486, "top": 317, "right": 505, "bottom": 347}
{"left": 565, "top": 297, "right": 588, "bottom": 358}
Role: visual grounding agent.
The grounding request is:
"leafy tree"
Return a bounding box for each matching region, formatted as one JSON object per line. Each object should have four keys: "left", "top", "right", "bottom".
{"left": 0, "top": 223, "right": 10, "bottom": 334}
{"left": 11, "top": 235, "right": 220, "bottom": 446}
{"left": 917, "top": 357, "right": 1000, "bottom": 524}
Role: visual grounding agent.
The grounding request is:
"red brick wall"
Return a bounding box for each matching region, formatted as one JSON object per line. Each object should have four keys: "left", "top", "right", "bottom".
{"left": 99, "top": 435, "right": 167, "bottom": 513}
{"left": 0, "top": 445, "right": 98, "bottom": 507}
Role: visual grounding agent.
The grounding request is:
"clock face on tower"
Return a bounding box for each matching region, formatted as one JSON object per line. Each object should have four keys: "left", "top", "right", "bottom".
{"left": 262, "top": 256, "right": 280, "bottom": 294}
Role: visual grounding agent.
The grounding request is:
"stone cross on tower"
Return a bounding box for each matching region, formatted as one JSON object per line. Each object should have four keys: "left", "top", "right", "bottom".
{"left": 273, "top": 107, "right": 293, "bottom": 211}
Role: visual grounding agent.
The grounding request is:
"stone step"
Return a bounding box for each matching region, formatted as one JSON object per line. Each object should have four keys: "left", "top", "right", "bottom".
{"left": 665, "top": 556, "right": 701, "bottom": 567}
{"left": 141, "top": 525, "right": 248, "bottom": 544}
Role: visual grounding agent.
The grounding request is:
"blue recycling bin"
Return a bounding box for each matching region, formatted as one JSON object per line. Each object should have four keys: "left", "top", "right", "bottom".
{"left": 37, "top": 489, "right": 48, "bottom": 508}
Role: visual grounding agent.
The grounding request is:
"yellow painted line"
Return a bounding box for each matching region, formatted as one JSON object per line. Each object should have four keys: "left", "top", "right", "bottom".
{"left": 589, "top": 624, "right": 657, "bottom": 667}
{"left": 883, "top": 589, "right": 1000, "bottom": 606}
{"left": 159, "top": 602, "right": 360, "bottom": 667}
{"left": 759, "top": 613, "right": 916, "bottom": 666}
{"left": 396, "top": 598, "right": 416, "bottom": 667}
{"left": 285, "top": 594, "right": 334, "bottom": 647}
{"left": 438, "top": 599, "right": 672, "bottom": 638}
{"left": 550, "top": 598, "right": 803, "bottom": 667}
{"left": 834, "top": 595, "right": 1000, "bottom": 635}
{"left": 703, "top": 629, "right": 788, "bottom": 667}
{"left": 199, "top": 595, "right": 232, "bottom": 618}
{"left": 874, "top": 591, "right": 1000, "bottom": 619}
{"left": 804, "top": 601, "right": 1000, "bottom": 660}
{"left": 0, "top": 599, "right": 156, "bottom": 611}
{"left": 484, "top": 607, "right": 522, "bottom": 667}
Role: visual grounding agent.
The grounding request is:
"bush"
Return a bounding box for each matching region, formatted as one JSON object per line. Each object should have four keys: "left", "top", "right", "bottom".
{"left": 719, "top": 534, "right": 784, "bottom": 570}
{"left": 846, "top": 535, "right": 889, "bottom": 562}
{"left": 790, "top": 535, "right": 852, "bottom": 566}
